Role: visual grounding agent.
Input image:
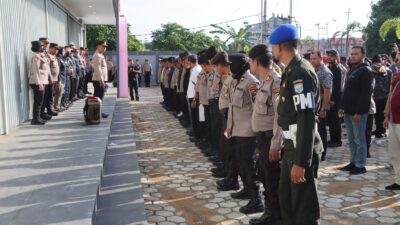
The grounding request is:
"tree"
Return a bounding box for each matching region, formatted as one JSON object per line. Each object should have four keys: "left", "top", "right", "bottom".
{"left": 210, "top": 24, "right": 253, "bottom": 51}
{"left": 148, "top": 23, "right": 217, "bottom": 51}
{"left": 86, "top": 24, "right": 144, "bottom": 51}
{"left": 379, "top": 17, "right": 400, "bottom": 40}
{"left": 365, "top": 0, "right": 400, "bottom": 56}
{"left": 302, "top": 36, "right": 315, "bottom": 51}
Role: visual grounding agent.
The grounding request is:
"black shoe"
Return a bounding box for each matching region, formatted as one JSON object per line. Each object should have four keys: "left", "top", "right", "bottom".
{"left": 208, "top": 155, "right": 219, "bottom": 162}
{"left": 47, "top": 110, "right": 58, "bottom": 116}
{"left": 367, "top": 151, "right": 371, "bottom": 158}
{"left": 385, "top": 183, "right": 400, "bottom": 190}
{"left": 38, "top": 118, "right": 47, "bottom": 124}
{"left": 212, "top": 169, "right": 227, "bottom": 178}
{"left": 186, "top": 130, "right": 194, "bottom": 136}
{"left": 189, "top": 136, "right": 200, "bottom": 143}
{"left": 217, "top": 179, "right": 240, "bottom": 191}
{"left": 102, "top": 113, "right": 109, "bottom": 118}
{"left": 327, "top": 141, "right": 342, "bottom": 148}
{"left": 130, "top": 98, "right": 135, "bottom": 101}
{"left": 211, "top": 167, "right": 223, "bottom": 174}
{"left": 31, "top": 119, "right": 45, "bottom": 125}
{"left": 239, "top": 192, "right": 264, "bottom": 214}
{"left": 321, "top": 156, "right": 326, "bottom": 161}
{"left": 350, "top": 166, "right": 367, "bottom": 175}
{"left": 231, "top": 188, "right": 252, "bottom": 199}
{"left": 339, "top": 162, "right": 355, "bottom": 171}
{"left": 136, "top": 98, "right": 139, "bottom": 101}
{"left": 213, "top": 161, "right": 224, "bottom": 168}
{"left": 40, "top": 113, "right": 52, "bottom": 120}
{"left": 249, "top": 207, "right": 277, "bottom": 225}
{"left": 203, "top": 149, "right": 216, "bottom": 157}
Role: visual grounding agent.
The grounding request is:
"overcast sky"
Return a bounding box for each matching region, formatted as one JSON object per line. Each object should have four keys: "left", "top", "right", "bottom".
{"left": 121, "top": 0, "right": 378, "bottom": 43}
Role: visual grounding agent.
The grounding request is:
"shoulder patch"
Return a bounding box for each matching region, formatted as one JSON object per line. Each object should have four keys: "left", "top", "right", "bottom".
{"left": 293, "top": 79, "right": 304, "bottom": 94}
{"left": 273, "top": 88, "right": 280, "bottom": 95}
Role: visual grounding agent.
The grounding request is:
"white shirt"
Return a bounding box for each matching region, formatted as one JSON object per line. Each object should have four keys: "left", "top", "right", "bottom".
{"left": 187, "top": 64, "right": 202, "bottom": 98}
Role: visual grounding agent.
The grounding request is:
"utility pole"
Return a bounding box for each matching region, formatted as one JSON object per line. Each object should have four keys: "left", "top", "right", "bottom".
{"left": 289, "top": 0, "right": 293, "bottom": 23}
{"left": 345, "top": 8, "right": 352, "bottom": 57}
{"left": 316, "top": 23, "right": 320, "bottom": 51}
{"left": 260, "top": 0, "right": 267, "bottom": 44}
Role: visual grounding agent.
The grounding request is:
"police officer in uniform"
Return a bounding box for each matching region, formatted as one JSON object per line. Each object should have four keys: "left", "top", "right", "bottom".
{"left": 226, "top": 54, "right": 264, "bottom": 214}
{"left": 270, "top": 24, "right": 322, "bottom": 225}
{"left": 248, "top": 44, "right": 283, "bottom": 225}
{"left": 211, "top": 52, "right": 240, "bottom": 191}
{"left": 92, "top": 40, "right": 109, "bottom": 118}
{"left": 29, "top": 41, "right": 48, "bottom": 125}
{"left": 48, "top": 43, "right": 60, "bottom": 113}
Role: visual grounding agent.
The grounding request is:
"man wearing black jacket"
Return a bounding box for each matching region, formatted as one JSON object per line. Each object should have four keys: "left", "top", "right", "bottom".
{"left": 339, "top": 46, "right": 374, "bottom": 175}
{"left": 327, "top": 50, "right": 346, "bottom": 147}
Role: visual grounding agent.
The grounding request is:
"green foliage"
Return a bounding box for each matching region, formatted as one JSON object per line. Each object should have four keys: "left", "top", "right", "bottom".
{"left": 302, "top": 36, "right": 315, "bottom": 51}
{"left": 86, "top": 24, "right": 144, "bottom": 51}
{"left": 365, "top": 0, "right": 400, "bottom": 56}
{"left": 210, "top": 24, "right": 252, "bottom": 51}
{"left": 379, "top": 17, "right": 400, "bottom": 40}
{"left": 148, "top": 23, "right": 216, "bottom": 51}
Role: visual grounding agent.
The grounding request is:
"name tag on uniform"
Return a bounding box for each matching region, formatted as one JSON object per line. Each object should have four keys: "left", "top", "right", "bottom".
{"left": 281, "top": 130, "right": 291, "bottom": 139}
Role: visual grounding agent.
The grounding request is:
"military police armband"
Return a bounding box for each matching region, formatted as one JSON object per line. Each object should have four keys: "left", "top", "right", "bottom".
{"left": 293, "top": 92, "right": 316, "bottom": 111}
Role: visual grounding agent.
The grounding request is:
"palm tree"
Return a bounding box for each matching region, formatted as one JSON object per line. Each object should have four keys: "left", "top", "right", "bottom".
{"left": 379, "top": 17, "right": 400, "bottom": 40}
{"left": 210, "top": 24, "right": 253, "bottom": 51}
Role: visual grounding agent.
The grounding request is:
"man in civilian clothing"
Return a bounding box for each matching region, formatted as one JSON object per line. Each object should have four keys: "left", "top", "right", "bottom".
{"left": 327, "top": 50, "right": 346, "bottom": 147}
{"left": 187, "top": 55, "right": 202, "bottom": 142}
{"left": 310, "top": 51, "right": 332, "bottom": 161}
{"left": 383, "top": 71, "right": 400, "bottom": 190}
{"left": 371, "top": 54, "right": 391, "bottom": 138}
{"left": 339, "top": 46, "right": 374, "bottom": 175}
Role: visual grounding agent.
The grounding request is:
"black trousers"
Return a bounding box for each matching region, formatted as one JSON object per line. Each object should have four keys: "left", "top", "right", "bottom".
{"left": 70, "top": 77, "right": 77, "bottom": 100}
{"left": 203, "top": 105, "right": 212, "bottom": 145}
{"left": 41, "top": 83, "right": 53, "bottom": 114}
{"left": 256, "top": 130, "right": 281, "bottom": 218}
{"left": 145, "top": 72, "right": 151, "bottom": 87}
{"left": 138, "top": 75, "right": 142, "bottom": 87}
{"left": 374, "top": 97, "right": 387, "bottom": 136}
{"left": 30, "top": 84, "right": 44, "bottom": 120}
{"left": 366, "top": 114, "right": 374, "bottom": 151}
{"left": 209, "top": 99, "right": 222, "bottom": 152}
{"left": 128, "top": 77, "right": 139, "bottom": 100}
{"left": 279, "top": 139, "right": 320, "bottom": 225}
{"left": 189, "top": 98, "right": 200, "bottom": 138}
{"left": 84, "top": 71, "right": 92, "bottom": 94}
{"left": 235, "top": 136, "right": 257, "bottom": 190}
{"left": 93, "top": 81, "right": 105, "bottom": 100}
{"left": 160, "top": 84, "right": 165, "bottom": 102}
{"left": 220, "top": 108, "right": 237, "bottom": 176}
{"left": 78, "top": 71, "right": 85, "bottom": 96}
{"left": 328, "top": 105, "right": 342, "bottom": 144}
{"left": 177, "top": 93, "right": 190, "bottom": 125}
{"left": 319, "top": 117, "right": 328, "bottom": 159}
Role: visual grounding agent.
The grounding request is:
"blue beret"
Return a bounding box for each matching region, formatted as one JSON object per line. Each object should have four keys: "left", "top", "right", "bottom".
{"left": 269, "top": 24, "right": 299, "bottom": 45}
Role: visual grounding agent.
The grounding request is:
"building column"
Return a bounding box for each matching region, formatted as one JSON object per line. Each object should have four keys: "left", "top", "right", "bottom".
{"left": 118, "top": 15, "right": 128, "bottom": 98}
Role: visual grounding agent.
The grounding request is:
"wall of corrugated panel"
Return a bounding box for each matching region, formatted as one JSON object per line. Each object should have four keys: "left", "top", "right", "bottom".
{"left": 0, "top": 0, "right": 80, "bottom": 134}
{"left": 47, "top": 0, "right": 68, "bottom": 46}
{"left": 68, "top": 15, "right": 82, "bottom": 46}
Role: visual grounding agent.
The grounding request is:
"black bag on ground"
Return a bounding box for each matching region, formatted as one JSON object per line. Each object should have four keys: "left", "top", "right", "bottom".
{"left": 83, "top": 96, "right": 102, "bottom": 124}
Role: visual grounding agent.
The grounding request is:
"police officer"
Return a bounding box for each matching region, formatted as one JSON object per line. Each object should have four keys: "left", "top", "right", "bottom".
{"left": 211, "top": 52, "right": 240, "bottom": 191}
{"left": 128, "top": 59, "right": 139, "bottom": 101}
{"left": 248, "top": 44, "right": 283, "bottom": 225}
{"left": 226, "top": 54, "right": 264, "bottom": 214}
{"left": 48, "top": 43, "right": 60, "bottom": 113}
{"left": 194, "top": 53, "right": 212, "bottom": 156}
{"left": 176, "top": 52, "right": 191, "bottom": 127}
{"left": 29, "top": 41, "right": 48, "bottom": 125}
{"left": 270, "top": 24, "right": 321, "bottom": 225}
{"left": 92, "top": 40, "right": 109, "bottom": 118}
{"left": 39, "top": 37, "right": 57, "bottom": 120}
{"left": 54, "top": 47, "right": 67, "bottom": 111}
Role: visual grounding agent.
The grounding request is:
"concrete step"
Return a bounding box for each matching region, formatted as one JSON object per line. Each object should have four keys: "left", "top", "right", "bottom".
{"left": 93, "top": 99, "right": 147, "bottom": 225}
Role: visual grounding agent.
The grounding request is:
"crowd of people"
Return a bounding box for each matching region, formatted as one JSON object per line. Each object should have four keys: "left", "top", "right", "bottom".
{"left": 28, "top": 39, "right": 113, "bottom": 125}
{"left": 156, "top": 24, "right": 400, "bottom": 225}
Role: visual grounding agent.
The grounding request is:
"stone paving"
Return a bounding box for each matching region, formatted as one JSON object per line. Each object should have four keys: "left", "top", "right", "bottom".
{"left": 131, "top": 87, "right": 400, "bottom": 225}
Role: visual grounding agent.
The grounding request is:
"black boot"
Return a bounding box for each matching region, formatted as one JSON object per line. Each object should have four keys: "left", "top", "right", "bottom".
{"left": 231, "top": 188, "right": 252, "bottom": 199}
{"left": 212, "top": 168, "right": 227, "bottom": 178}
{"left": 31, "top": 119, "right": 45, "bottom": 125}
{"left": 217, "top": 178, "right": 240, "bottom": 191}
{"left": 239, "top": 190, "right": 264, "bottom": 214}
{"left": 47, "top": 108, "right": 58, "bottom": 116}
{"left": 40, "top": 113, "right": 52, "bottom": 120}
{"left": 249, "top": 204, "right": 277, "bottom": 225}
